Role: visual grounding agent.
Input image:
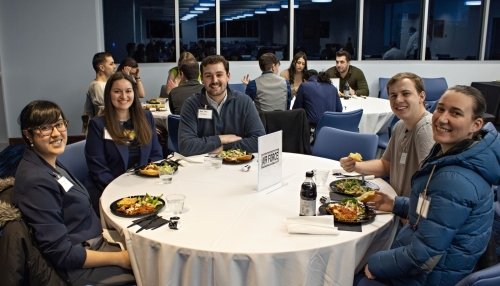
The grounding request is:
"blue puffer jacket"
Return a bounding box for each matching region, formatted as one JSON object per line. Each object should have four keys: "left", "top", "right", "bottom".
{"left": 368, "top": 125, "right": 500, "bottom": 286}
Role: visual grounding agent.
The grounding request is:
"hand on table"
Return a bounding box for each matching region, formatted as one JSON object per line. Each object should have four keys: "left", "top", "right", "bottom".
{"left": 218, "top": 134, "right": 242, "bottom": 145}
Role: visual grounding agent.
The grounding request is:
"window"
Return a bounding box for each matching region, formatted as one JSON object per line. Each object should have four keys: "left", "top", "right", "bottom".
{"left": 486, "top": 0, "right": 500, "bottom": 60}
{"left": 220, "top": 0, "right": 289, "bottom": 61}
{"left": 295, "top": 0, "right": 358, "bottom": 60}
{"left": 363, "top": 0, "right": 423, "bottom": 60}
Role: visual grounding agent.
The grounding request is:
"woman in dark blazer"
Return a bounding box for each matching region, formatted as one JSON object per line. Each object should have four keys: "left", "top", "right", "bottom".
{"left": 85, "top": 71, "right": 163, "bottom": 193}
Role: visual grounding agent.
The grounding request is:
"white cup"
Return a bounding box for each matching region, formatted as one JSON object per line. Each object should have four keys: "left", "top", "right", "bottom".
{"left": 166, "top": 194, "right": 185, "bottom": 215}
{"left": 314, "top": 169, "right": 330, "bottom": 186}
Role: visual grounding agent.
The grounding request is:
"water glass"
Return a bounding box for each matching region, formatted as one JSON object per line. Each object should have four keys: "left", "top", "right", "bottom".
{"left": 166, "top": 194, "right": 185, "bottom": 215}
{"left": 314, "top": 169, "right": 330, "bottom": 186}
{"left": 209, "top": 156, "right": 223, "bottom": 169}
{"left": 158, "top": 169, "right": 173, "bottom": 184}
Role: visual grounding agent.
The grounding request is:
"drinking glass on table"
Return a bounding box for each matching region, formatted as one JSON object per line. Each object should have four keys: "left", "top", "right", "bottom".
{"left": 314, "top": 169, "right": 330, "bottom": 186}
{"left": 158, "top": 168, "right": 173, "bottom": 184}
{"left": 166, "top": 194, "right": 185, "bottom": 215}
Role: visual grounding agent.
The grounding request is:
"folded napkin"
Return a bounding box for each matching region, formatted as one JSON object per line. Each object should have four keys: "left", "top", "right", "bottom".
{"left": 286, "top": 216, "right": 339, "bottom": 235}
{"left": 172, "top": 152, "right": 204, "bottom": 164}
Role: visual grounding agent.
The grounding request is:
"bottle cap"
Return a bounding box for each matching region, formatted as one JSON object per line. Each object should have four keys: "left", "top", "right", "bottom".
{"left": 306, "top": 171, "right": 314, "bottom": 177}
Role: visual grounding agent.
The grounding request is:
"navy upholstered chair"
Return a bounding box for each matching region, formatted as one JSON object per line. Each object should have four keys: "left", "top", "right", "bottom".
{"left": 312, "top": 127, "right": 379, "bottom": 161}
{"left": 228, "top": 83, "right": 247, "bottom": 94}
{"left": 379, "top": 77, "right": 390, "bottom": 99}
{"left": 167, "top": 114, "right": 181, "bottom": 153}
{"left": 423, "top": 77, "right": 448, "bottom": 110}
{"left": 377, "top": 115, "right": 400, "bottom": 150}
{"left": 315, "top": 109, "right": 363, "bottom": 138}
{"left": 58, "top": 140, "right": 88, "bottom": 183}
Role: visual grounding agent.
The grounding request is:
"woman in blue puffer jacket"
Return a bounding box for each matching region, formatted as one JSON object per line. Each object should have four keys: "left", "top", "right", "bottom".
{"left": 358, "top": 85, "right": 500, "bottom": 286}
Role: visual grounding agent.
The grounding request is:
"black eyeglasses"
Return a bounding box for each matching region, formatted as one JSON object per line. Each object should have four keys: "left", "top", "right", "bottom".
{"left": 29, "top": 120, "right": 68, "bottom": 137}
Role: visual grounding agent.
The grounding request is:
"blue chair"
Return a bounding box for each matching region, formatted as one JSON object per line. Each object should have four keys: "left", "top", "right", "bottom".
{"left": 379, "top": 77, "right": 390, "bottom": 99}
{"left": 229, "top": 83, "right": 246, "bottom": 94}
{"left": 58, "top": 140, "right": 88, "bottom": 183}
{"left": 456, "top": 263, "right": 500, "bottom": 286}
{"left": 312, "top": 127, "right": 379, "bottom": 161}
{"left": 315, "top": 109, "right": 363, "bottom": 138}
{"left": 377, "top": 115, "right": 400, "bottom": 150}
{"left": 423, "top": 77, "right": 448, "bottom": 110}
{"left": 167, "top": 114, "right": 181, "bottom": 153}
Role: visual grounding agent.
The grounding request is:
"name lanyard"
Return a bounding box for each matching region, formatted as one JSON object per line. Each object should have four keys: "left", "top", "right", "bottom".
{"left": 413, "top": 165, "right": 436, "bottom": 229}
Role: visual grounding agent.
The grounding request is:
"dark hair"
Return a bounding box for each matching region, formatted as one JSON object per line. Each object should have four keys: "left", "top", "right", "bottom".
{"left": 19, "top": 100, "right": 66, "bottom": 146}
{"left": 447, "top": 85, "right": 486, "bottom": 119}
{"left": 317, "top": 71, "right": 332, "bottom": 84}
{"left": 288, "top": 51, "right": 308, "bottom": 85}
{"left": 179, "top": 58, "right": 199, "bottom": 80}
{"left": 336, "top": 50, "right": 352, "bottom": 61}
{"left": 304, "top": 69, "right": 318, "bottom": 80}
{"left": 177, "top": 51, "right": 196, "bottom": 66}
{"left": 92, "top": 52, "right": 113, "bottom": 73}
{"left": 117, "top": 57, "right": 138, "bottom": 71}
{"left": 258, "top": 53, "right": 279, "bottom": 72}
{"left": 103, "top": 72, "right": 152, "bottom": 145}
{"left": 387, "top": 72, "right": 425, "bottom": 96}
{"left": 200, "top": 55, "right": 229, "bottom": 75}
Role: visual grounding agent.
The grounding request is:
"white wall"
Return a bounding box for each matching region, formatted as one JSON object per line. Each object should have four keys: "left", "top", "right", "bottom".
{"left": 1, "top": 0, "right": 499, "bottom": 144}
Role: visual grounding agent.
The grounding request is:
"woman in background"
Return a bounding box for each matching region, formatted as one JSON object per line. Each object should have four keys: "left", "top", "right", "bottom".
{"left": 165, "top": 51, "right": 196, "bottom": 95}
{"left": 280, "top": 51, "right": 308, "bottom": 97}
{"left": 117, "top": 57, "right": 146, "bottom": 98}
{"left": 14, "top": 100, "right": 134, "bottom": 285}
{"left": 357, "top": 86, "right": 500, "bottom": 286}
{"left": 86, "top": 72, "right": 162, "bottom": 196}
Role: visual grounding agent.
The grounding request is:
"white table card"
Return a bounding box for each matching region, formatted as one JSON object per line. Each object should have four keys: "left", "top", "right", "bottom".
{"left": 257, "top": 131, "right": 283, "bottom": 192}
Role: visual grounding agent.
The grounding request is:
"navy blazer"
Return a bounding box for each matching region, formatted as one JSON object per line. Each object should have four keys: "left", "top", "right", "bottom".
{"left": 85, "top": 110, "right": 163, "bottom": 191}
{"left": 13, "top": 149, "right": 102, "bottom": 271}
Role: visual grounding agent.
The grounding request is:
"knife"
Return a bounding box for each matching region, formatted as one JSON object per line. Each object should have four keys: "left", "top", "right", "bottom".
{"left": 136, "top": 216, "right": 162, "bottom": 233}
{"left": 127, "top": 213, "right": 157, "bottom": 228}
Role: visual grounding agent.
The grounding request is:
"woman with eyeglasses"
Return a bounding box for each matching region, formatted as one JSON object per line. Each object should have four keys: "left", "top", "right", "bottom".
{"left": 356, "top": 86, "right": 500, "bottom": 286}
{"left": 85, "top": 72, "right": 163, "bottom": 194}
{"left": 13, "top": 100, "right": 135, "bottom": 285}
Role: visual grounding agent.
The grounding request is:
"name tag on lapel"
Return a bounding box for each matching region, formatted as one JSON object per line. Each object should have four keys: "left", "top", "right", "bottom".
{"left": 58, "top": 176, "right": 74, "bottom": 192}
{"left": 104, "top": 128, "right": 113, "bottom": 140}
{"left": 198, "top": 109, "right": 213, "bottom": 119}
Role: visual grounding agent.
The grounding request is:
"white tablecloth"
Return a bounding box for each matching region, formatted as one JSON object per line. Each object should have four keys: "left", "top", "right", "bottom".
{"left": 341, "top": 97, "right": 394, "bottom": 134}
{"left": 101, "top": 153, "right": 397, "bottom": 286}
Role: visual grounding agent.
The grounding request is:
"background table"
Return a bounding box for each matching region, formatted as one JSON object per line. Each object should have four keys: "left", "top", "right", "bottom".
{"left": 341, "top": 97, "right": 394, "bottom": 134}
{"left": 101, "top": 153, "right": 397, "bottom": 286}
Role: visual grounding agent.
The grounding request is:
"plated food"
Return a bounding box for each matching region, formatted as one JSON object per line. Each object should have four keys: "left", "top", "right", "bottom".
{"left": 219, "top": 149, "right": 254, "bottom": 164}
{"left": 324, "top": 198, "right": 375, "bottom": 223}
{"left": 356, "top": 190, "right": 377, "bottom": 202}
{"left": 110, "top": 194, "right": 165, "bottom": 217}
{"left": 136, "top": 160, "right": 178, "bottom": 177}
{"left": 146, "top": 99, "right": 161, "bottom": 104}
{"left": 329, "top": 178, "right": 379, "bottom": 197}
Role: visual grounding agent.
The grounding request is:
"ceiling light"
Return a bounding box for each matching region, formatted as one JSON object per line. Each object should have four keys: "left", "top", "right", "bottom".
{"left": 199, "top": 0, "right": 215, "bottom": 7}
{"left": 266, "top": 4, "right": 280, "bottom": 12}
{"left": 194, "top": 6, "right": 209, "bottom": 11}
{"left": 281, "top": 1, "right": 299, "bottom": 8}
{"left": 189, "top": 10, "right": 203, "bottom": 14}
{"left": 311, "top": 0, "right": 332, "bottom": 3}
{"left": 464, "top": 1, "right": 481, "bottom": 5}
{"left": 255, "top": 8, "right": 267, "bottom": 14}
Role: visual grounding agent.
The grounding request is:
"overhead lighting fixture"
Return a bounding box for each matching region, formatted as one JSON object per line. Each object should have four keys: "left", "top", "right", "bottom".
{"left": 189, "top": 10, "right": 203, "bottom": 14}
{"left": 266, "top": 4, "right": 280, "bottom": 12}
{"left": 255, "top": 8, "right": 267, "bottom": 14}
{"left": 199, "top": 0, "right": 215, "bottom": 7}
{"left": 194, "top": 6, "right": 210, "bottom": 11}
{"left": 464, "top": 1, "right": 481, "bottom": 5}
{"left": 244, "top": 12, "right": 254, "bottom": 17}
{"left": 311, "top": 0, "right": 332, "bottom": 3}
{"left": 281, "top": 1, "right": 299, "bottom": 8}
{"left": 181, "top": 14, "right": 198, "bottom": 21}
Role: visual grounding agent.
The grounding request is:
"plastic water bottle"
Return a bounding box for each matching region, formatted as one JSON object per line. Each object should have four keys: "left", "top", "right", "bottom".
{"left": 300, "top": 171, "right": 317, "bottom": 216}
{"left": 344, "top": 82, "right": 351, "bottom": 99}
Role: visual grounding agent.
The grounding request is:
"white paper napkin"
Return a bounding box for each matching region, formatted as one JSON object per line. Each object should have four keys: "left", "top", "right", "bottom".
{"left": 172, "top": 152, "right": 204, "bottom": 164}
{"left": 286, "top": 216, "right": 339, "bottom": 235}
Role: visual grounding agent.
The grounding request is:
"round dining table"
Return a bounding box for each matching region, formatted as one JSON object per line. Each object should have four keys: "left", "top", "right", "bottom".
{"left": 341, "top": 96, "right": 394, "bottom": 134}
{"left": 100, "top": 152, "right": 397, "bottom": 286}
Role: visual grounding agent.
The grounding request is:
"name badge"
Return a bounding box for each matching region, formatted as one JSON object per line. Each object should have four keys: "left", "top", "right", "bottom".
{"left": 57, "top": 176, "right": 74, "bottom": 192}
{"left": 198, "top": 109, "right": 213, "bottom": 119}
{"left": 416, "top": 194, "right": 431, "bottom": 218}
{"left": 104, "top": 128, "right": 113, "bottom": 140}
{"left": 400, "top": 152, "right": 408, "bottom": 165}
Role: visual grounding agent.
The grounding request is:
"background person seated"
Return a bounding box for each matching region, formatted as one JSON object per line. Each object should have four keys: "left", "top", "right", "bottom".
{"left": 168, "top": 58, "right": 203, "bottom": 115}
{"left": 241, "top": 52, "right": 291, "bottom": 112}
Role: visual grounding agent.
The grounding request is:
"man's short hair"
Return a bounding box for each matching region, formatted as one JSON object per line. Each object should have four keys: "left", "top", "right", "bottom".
{"left": 200, "top": 55, "right": 229, "bottom": 75}
{"left": 179, "top": 58, "right": 200, "bottom": 81}
{"left": 92, "top": 52, "right": 113, "bottom": 73}
{"left": 387, "top": 72, "right": 425, "bottom": 96}
{"left": 258, "top": 53, "right": 279, "bottom": 72}
{"left": 336, "top": 50, "right": 352, "bottom": 62}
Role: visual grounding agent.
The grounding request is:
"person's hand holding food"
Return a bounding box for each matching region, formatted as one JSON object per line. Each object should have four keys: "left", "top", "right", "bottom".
{"left": 339, "top": 152, "right": 362, "bottom": 172}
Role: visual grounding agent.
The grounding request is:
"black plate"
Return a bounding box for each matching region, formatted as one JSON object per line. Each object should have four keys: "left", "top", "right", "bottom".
{"left": 135, "top": 160, "right": 179, "bottom": 177}
{"left": 222, "top": 154, "right": 255, "bottom": 165}
{"left": 318, "top": 201, "right": 376, "bottom": 224}
{"left": 329, "top": 178, "right": 379, "bottom": 197}
{"left": 110, "top": 195, "right": 165, "bottom": 218}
